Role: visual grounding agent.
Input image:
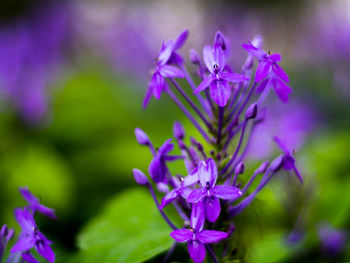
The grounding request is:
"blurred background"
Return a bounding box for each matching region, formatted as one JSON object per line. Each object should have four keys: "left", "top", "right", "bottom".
{"left": 0, "top": 0, "right": 349, "bottom": 262}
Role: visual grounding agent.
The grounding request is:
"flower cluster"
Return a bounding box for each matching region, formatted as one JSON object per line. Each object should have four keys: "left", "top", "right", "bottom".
{"left": 0, "top": 187, "right": 56, "bottom": 263}
{"left": 134, "top": 30, "right": 302, "bottom": 263}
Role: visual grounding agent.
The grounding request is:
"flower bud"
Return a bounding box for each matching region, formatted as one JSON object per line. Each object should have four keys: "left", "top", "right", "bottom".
{"left": 133, "top": 169, "right": 149, "bottom": 185}
{"left": 235, "top": 161, "right": 245, "bottom": 175}
{"left": 1, "top": 224, "right": 8, "bottom": 237}
{"left": 245, "top": 103, "right": 258, "bottom": 120}
{"left": 178, "top": 139, "right": 187, "bottom": 149}
{"left": 173, "top": 121, "right": 185, "bottom": 140}
{"left": 135, "top": 128, "right": 150, "bottom": 145}
{"left": 270, "top": 154, "right": 284, "bottom": 171}
{"left": 256, "top": 161, "right": 269, "bottom": 174}
{"left": 190, "top": 49, "right": 201, "bottom": 64}
{"left": 214, "top": 31, "right": 227, "bottom": 51}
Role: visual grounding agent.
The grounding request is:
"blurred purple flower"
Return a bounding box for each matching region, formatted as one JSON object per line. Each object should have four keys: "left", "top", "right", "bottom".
{"left": 318, "top": 222, "right": 347, "bottom": 257}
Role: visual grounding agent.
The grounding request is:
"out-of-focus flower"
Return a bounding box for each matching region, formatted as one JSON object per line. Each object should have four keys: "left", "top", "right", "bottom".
{"left": 318, "top": 222, "right": 347, "bottom": 257}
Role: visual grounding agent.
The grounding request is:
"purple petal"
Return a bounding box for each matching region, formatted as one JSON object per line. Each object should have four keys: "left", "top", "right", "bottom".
{"left": 164, "top": 155, "right": 183, "bottom": 161}
{"left": 203, "top": 45, "right": 215, "bottom": 73}
{"left": 283, "top": 154, "right": 295, "bottom": 170}
{"left": 194, "top": 75, "right": 213, "bottom": 94}
{"left": 159, "top": 189, "right": 178, "bottom": 209}
{"left": 170, "top": 229, "right": 193, "bottom": 242}
{"left": 14, "top": 208, "right": 36, "bottom": 233}
{"left": 272, "top": 63, "right": 289, "bottom": 83}
{"left": 148, "top": 157, "right": 165, "bottom": 183}
{"left": 158, "top": 40, "right": 174, "bottom": 65}
{"left": 149, "top": 73, "right": 164, "bottom": 100}
{"left": 213, "top": 46, "right": 225, "bottom": 71}
{"left": 198, "top": 230, "right": 228, "bottom": 243}
{"left": 188, "top": 240, "right": 206, "bottom": 263}
{"left": 191, "top": 201, "right": 205, "bottom": 232}
{"left": 36, "top": 204, "right": 56, "bottom": 219}
{"left": 183, "top": 172, "right": 199, "bottom": 187}
{"left": 293, "top": 164, "right": 304, "bottom": 184}
{"left": 204, "top": 196, "right": 221, "bottom": 223}
{"left": 209, "top": 79, "right": 231, "bottom": 107}
{"left": 273, "top": 136, "right": 289, "bottom": 154}
{"left": 256, "top": 78, "right": 270, "bottom": 93}
{"left": 158, "top": 139, "right": 174, "bottom": 156}
{"left": 142, "top": 84, "right": 153, "bottom": 109}
{"left": 35, "top": 239, "right": 55, "bottom": 263}
{"left": 221, "top": 72, "right": 248, "bottom": 83}
{"left": 187, "top": 188, "right": 205, "bottom": 203}
{"left": 212, "top": 185, "right": 243, "bottom": 200}
{"left": 198, "top": 159, "right": 217, "bottom": 189}
{"left": 21, "top": 252, "right": 40, "bottom": 263}
{"left": 268, "top": 53, "right": 282, "bottom": 62}
{"left": 19, "top": 186, "right": 39, "bottom": 205}
{"left": 180, "top": 187, "right": 193, "bottom": 199}
{"left": 214, "top": 31, "right": 228, "bottom": 52}
{"left": 173, "top": 29, "right": 189, "bottom": 50}
{"left": 159, "top": 65, "right": 184, "bottom": 78}
{"left": 11, "top": 234, "right": 36, "bottom": 253}
{"left": 255, "top": 61, "right": 272, "bottom": 82}
{"left": 272, "top": 78, "right": 292, "bottom": 103}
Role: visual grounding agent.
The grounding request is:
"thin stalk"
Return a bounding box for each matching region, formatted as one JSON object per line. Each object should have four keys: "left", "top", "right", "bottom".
{"left": 170, "top": 79, "right": 212, "bottom": 130}
{"left": 217, "top": 107, "right": 224, "bottom": 145}
{"left": 205, "top": 244, "right": 219, "bottom": 263}
{"left": 180, "top": 65, "right": 213, "bottom": 118}
{"left": 162, "top": 242, "right": 177, "bottom": 263}
{"left": 220, "top": 121, "right": 247, "bottom": 175}
{"left": 147, "top": 184, "right": 177, "bottom": 230}
{"left": 166, "top": 87, "right": 213, "bottom": 144}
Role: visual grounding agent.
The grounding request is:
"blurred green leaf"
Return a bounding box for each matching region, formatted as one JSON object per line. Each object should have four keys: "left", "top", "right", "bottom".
{"left": 76, "top": 188, "right": 173, "bottom": 263}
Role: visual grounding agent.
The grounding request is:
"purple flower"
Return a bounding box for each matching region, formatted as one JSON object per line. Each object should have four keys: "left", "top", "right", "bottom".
{"left": 19, "top": 186, "right": 56, "bottom": 219}
{"left": 273, "top": 136, "right": 303, "bottom": 183}
{"left": 243, "top": 42, "right": 292, "bottom": 102}
{"left": 143, "top": 30, "right": 188, "bottom": 108}
{"left": 318, "top": 223, "right": 347, "bottom": 257}
{"left": 11, "top": 208, "right": 55, "bottom": 263}
{"left": 21, "top": 251, "right": 40, "bottom": 263}
{"left": 194, "top": 45, "right": 248, "bottom": 107}
{"left": 187, "top": 159, "right": 243, "bottom": 222}
{"left": 148, "top": 139, "right": 182, "bottom": 183}
{"left": 170, "top": 202, "right": 228, "bottom": 263}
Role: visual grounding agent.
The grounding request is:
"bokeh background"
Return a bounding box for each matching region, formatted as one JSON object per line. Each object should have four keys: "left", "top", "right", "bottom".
{"left": 0, "top": 0, "right": 349, "bottom": 262}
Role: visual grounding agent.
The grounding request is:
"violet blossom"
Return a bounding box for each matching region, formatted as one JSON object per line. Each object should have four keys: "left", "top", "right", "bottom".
{"left": 134, "top": 30, "right": 302, "bottom": 263}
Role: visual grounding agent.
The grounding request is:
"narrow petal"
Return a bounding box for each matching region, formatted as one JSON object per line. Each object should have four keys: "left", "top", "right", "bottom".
{"left": 255, "top": 61, "right": 272, "bottom": 82}
{"left": 11, "top": 234, "right": 36, "bottom": 252}
{"left": 268, "top": 53, "right": 282, "bottom": 62}
{"left": 21, "top": 252, "right": 40, "bottom": 263}
{"left": 170, "top": 229, "right": 193, "bottom": 242}
{"left": 187, "top": 188, "right": 205, "bottom": 203}
{"left": 212, "top": 185, "right": 243, "bottom": 200}
{"left": 204, "top": 197, "right": 221, "bottom": 223}
{"left": 272, "top": 78, "right": 292, "bottom": 103}
{"left": 272, "top": 63, "right": 289, "bottom": 83}
{"left": 19, "top": 186, "right": 39, "bottom": 205}
{"left": 213, "top": 45, "right": 225, "bottom": 71}
{"left": 35, "top": 239, "right": 55, "bottom": 263}
{"left": 164, "top": 155, "right": 183, "bottom": 161}
{"left": 150, "top": 73, "right": 163, "bottom": 100}
{"left": 194, "top": 75, "right": 213, "bottom": 94}
{"left": 256, "top": 78, "right": 269, "bottom": 93}
{"left": 188, "top": 240, "right": 206, "bottom": 263}
{"left": 158, "top": 40, "right": 174, "bottom": 65}
{"left": 221, "top": 72, "right": 249, "bottom": 83}
{"left": 148, "top": 157, "right": 165, "bottom": 183}
{"left": 292, "top": 164, "right": 304, "bottom": 184}
{"left": 191, "top": 201, "right": 205, "bottom": 232}
{"left": 198, "top": 159, "right": 217, "bottom": 189}
{"left": 159, "top": 189, "right": 178, "bottom": 209}
{"left": 14, "top": 208, "right": 36, "bottom": 233}
{"left": 209, "top": 79, "right": 231, "bottom": 107}
{"left": 198, "top": 230, "right": 228, "bottom": 243}
{"left": 214, "top": 31, "right": 228, "bottom": 52}
{"left": 143, "top": 84, "right": 153, "bottom": 109}
{"left": 36, "top": 204, "right": 56, "bottom": 219}
{"left": 183, "top": 172, "right": 199, "bottom": 187}
{"left": 173, "top": 29, "right": 189, "bottom": 50}
{"left": 203, "top": 45, "right": 215, "bottom": 72}
{"left": 159, "top": 65, "right": 184, "bottom": 78}
{"left": 158, "top": 139, "right": 174, "bottom": 156}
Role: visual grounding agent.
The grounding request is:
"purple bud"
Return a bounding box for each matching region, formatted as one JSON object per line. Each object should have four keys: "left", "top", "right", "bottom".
{"left": 270, "top": 155, "right": 284, "bottom": 171}
{"left": 256, "top": 161, "right": 269, "bottom": 174}
{"left": 214, "top": 31, "right": 227, "bottom": 51}
{"left": 235, "top": 162, "right": 245, "bottom": 175}
{"left": 245, "top": 103, "right": 258, "bottom": 120}
{"left": 1, "top": 224, "right": 8, "bottom": 238}
{"left": 178, "top": 140, "right": 187, "bottom": 149}
{"left": 190, "top": 136, "right": 197, "bottom": 146}
{"left": 173, "top": 122, "right": 185, "bottom": 140}
{"left": 133, "top": 169, "right": 149, "bottom": 185}
{"left": 190, "top": 49, "right": 201, "bottom": 64}
{"left": 135, "top": 128, "right": 150, "bottom": 145}
{"left": 255, "top": 108, "right": 266, "bottom": 123}
{"left": 196, "top": 142, "right": 203, "bottom": 152}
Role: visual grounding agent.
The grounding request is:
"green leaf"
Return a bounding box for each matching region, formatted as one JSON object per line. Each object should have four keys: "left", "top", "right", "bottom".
{"left": 76, "top": 188, "right": 174, "bottom": 263}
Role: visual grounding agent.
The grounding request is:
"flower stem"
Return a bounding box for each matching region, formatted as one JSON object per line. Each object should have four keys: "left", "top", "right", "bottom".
{"left": 217, "top": 107, "right": 224, "bottom": 145}
{"left": 205, "top": 244, "right": 219, "bottom": 263}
